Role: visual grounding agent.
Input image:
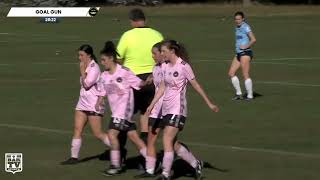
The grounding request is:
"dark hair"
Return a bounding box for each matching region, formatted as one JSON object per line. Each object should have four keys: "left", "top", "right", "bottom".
{"left": 161, "top": 40, "right": 189, "bottom": 62}
{"left": 152, "top": 42, "right": 162, "bottom": 52}
{"left": 78, "top": 44, "right": 97, "bottom": 62}
{"left": 234, "top": 11, "right": 245, "bottom": 18}
{"left": 129, "top": 8, "right": 146, "bottom": 21}
{"left": 100, "top": 41, "right": 119, "bottom": 62}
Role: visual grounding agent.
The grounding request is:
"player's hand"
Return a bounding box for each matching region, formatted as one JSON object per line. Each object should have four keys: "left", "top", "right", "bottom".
{"left": 80, "top": 61, "right": 86, "bottom": 69}
{"left": 79, "top": 61, "right": 87, "bottom": 78}
{"left": 145, "top": 105, "right": 153, "bottom": 116}
{"left": 95, "top": 103, "right": 100, "bottom": 112}
{"left": 145, "top": 76, "right": 153, "bottom": 85}
{"left": 208, "top": 103, "right": 219, "bottom": 112}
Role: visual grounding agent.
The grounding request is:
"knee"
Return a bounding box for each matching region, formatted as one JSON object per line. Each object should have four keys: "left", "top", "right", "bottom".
{"left": 108, "top": 133, "right": 117, "bottom": 142}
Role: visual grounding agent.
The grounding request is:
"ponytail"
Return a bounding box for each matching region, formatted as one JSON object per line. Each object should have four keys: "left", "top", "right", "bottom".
{"left": 162, "top": 40, "right": 189, "bottom": 63}
{"left": 100, "top": 41, "right": 119, "bottom": 62}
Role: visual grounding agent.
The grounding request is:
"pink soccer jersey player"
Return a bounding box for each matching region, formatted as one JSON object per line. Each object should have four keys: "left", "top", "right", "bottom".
{"left": 149, "top": 63, "right": 165, "bottom": 119}
{"left": 162, "top": 57, "right": 195, "bottom": 118}
{"left": 96, "top": 64, "right": 142, "bottom": 121}
{"left": 75, "top": 60, "right": 104, "bottom": 114}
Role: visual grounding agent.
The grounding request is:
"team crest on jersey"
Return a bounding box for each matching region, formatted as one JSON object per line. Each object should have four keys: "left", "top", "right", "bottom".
{"left": 116, "top": 77, "right": 123, "bottom": 83}
{"left": 5, "top": 153, "right": 23, "bottom": 174}
{"left": 173, "top": 71, "right": 179, "bottom": 77}
{"left": 90, "top": 63, "right": 95, "bottom": 67}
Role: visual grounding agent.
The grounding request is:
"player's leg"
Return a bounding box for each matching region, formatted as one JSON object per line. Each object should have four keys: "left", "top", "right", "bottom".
{"left": 136, "top": 75, "right": 155, "bottom": 144}
{"left": 228, "top": 56, "right": 242, "bottom": 100}
{"left": 240, "top": 55, "right": 253, "bottom": 99}
{"left": 88, "top": 115, "right": 110, "bottom": 147}
{"left": 104, "top": 129, "right": 122, "bottom": 176}
{"left": 174, "top": 142, "right": 203, "bottom": 179}
{"left": 139, "top": 114, "right": 149, "bottom": 143}
{"left": 127, "top": 130, "right": 147, "bottom": 158}
{"left": 61, "top": 110, "right": 87, "bottom": 165}
{"left": 146, "top": 126, "right": 161, "bottom": 175}
{"left": 160, "top": 126, "right": 179, "bottom": 179}
{"left": 135, "top": 117, "right": 162, "bottom": 178}
{"left": 118, "top": 131, "right": 128, "bottom": 165}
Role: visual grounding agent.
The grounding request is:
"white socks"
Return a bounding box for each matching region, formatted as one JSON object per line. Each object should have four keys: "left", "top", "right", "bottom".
{"left": 231, "top": 76, "right": 242, "bottom": 95}
{"left": 245, "top": 78, "right": 253, "bottom": 99}
{"left": 71, "top": 138, "right": 82, "bottom": 159}
{"left": 231, "top": 76, "right": 253, "bottom": 98}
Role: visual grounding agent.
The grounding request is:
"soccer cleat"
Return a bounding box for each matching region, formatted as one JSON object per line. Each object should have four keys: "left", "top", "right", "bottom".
{"left": 232, "top": 94, "right": 243, "bottom": 100}
{"left": 121, "top": 148, "right": 127, "bottom": 165}
{"left": 244, "top": 96, "right": 254, "bottom": 101}
{"left": 155, "top": 161, "right": 162, "bottom": 174}
{"left": 60, "top": 157, "right": 79, "bottom": 165}
{"left": 194, "top": 160, "right": 204, "bottom": 180}
{"left": 134, "top": 172, "right": 156, "bottom": 178}
{"left": 156, "top": 175, "right": 171, "bottom": 180}
{"left": 102, "top": 165, "right": 122, "bottom": 176}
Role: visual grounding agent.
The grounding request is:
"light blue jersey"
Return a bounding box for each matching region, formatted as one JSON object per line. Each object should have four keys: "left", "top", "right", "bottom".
{"left": 235, "top": 22, "right": 252, "bottom": 53}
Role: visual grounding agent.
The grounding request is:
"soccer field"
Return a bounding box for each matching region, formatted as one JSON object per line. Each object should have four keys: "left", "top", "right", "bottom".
{"left": 1, "top": 5, "right": 320, "bottom": 180}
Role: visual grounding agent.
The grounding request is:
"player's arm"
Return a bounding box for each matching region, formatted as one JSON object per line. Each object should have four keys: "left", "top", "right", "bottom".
{"left": 145, "top": 80, "right": 165, "bottom": 115}
{"left": 142, "top": 74, "right": 153, "bottom": 86}
{"left": 95, "top": 96, "right": 104, "bottom": 112}
{"left": 79, "top": 61, "right": 88, "bottom": 88}
{"left": 247, "top": 31, "right": 257, "bottom": 48}
{"left": 125, "top": 68, "right": 146, "bottom": 89}
{"left": 241, "top": 31, "right": 257, "bottom": 50}
{"left": 94, "top": 78, "right": 107, "bottom": 111}
{"left": 189, "top": 79, "right": 219, "bottom": 112}
{"left": 81, "top": 65, "right": 100, "bottom": 91}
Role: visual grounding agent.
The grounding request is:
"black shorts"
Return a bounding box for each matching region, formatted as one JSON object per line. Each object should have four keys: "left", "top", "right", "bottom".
{"left": 109, "top": 118, "right": 137, "bottom": 132}
{"left": 81, "top": 110, "right": 103, "bottom": 117}
{"left": 163, "top": 114, "right": 186, "bottom": 131}
{"left": 236, "top": 50, "right": 253, "bottom": 61}
{"left": 134, "top": 73, "right": 155, "bottom": 114}
{"left": 149, "top": 117, "right": 165, "bottom": 130}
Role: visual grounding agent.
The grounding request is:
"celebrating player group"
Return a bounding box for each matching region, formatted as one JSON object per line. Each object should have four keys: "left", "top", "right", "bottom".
{"left": 60, "top": 8, "right": 256, "bottom": 180}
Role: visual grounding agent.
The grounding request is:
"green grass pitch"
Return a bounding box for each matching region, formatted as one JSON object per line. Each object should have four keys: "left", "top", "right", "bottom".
{"left": 0, "top": 5, "right": 320, "bottom": 180}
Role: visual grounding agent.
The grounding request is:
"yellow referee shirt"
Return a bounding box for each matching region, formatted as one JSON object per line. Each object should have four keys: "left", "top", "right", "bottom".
{"left": 117, "top": 27, "right": 164, "bottom": 75}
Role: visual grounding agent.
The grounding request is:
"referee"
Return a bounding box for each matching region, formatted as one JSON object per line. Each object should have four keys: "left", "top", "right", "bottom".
{"left": 117, "top": 8, "right": 164, "bottom": 143}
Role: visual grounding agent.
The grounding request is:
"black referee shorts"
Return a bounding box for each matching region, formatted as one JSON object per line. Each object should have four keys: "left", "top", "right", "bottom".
{"left": 134, "top": 73, "right": 155, "bottom": 114}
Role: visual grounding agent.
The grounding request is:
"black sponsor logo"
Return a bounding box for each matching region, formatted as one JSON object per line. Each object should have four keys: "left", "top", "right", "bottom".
{"left": 89, "top": 7, "right": 98, "bottom": 17}
{"left": 173, "top": 71, "right": 179, "bottom": 77}
{"left": 116, "top": 77, "right": 123, "bottom": 83}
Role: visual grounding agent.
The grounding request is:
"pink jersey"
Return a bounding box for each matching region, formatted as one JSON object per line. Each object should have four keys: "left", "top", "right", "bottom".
{"left": 149, "top": 63, "right": 165, "bottom": 119}
{"left": 162, "top": 58, "right": 195, "bottom": 117}
{"left": 96, "top": 64, "right": 142, "bottom": 121}
{"left": 76, "top": 60, "right": 104, "bottom": 114}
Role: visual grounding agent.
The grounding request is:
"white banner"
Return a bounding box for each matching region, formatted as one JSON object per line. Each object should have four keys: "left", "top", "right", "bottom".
{"left": 7, "top": 7, "right": 100, "bottom": 17}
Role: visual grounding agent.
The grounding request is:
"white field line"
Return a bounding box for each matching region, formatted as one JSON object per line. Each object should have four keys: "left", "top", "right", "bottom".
{"left": 0, "top": 123, "right": 320, "bottom": 159}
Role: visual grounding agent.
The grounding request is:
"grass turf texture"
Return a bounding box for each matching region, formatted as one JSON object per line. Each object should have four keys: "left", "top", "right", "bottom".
{"left": 0, "top": 5, "right": 320, "bottom": 180}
